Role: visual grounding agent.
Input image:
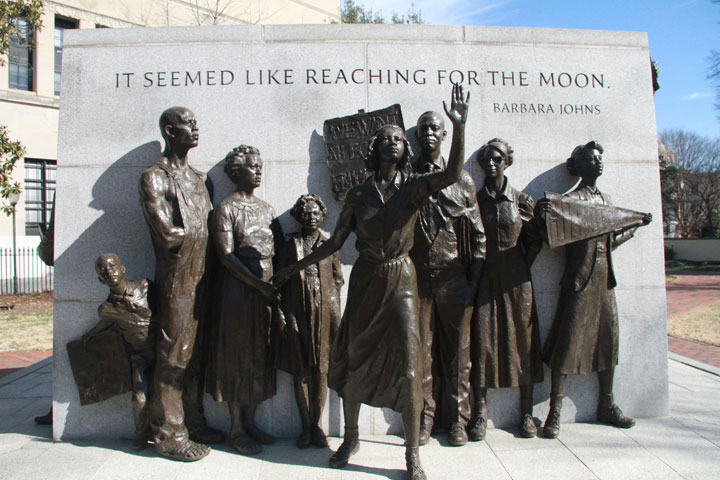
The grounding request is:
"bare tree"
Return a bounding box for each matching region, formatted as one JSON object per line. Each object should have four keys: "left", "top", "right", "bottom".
{"left": 120, "top": 0, "right": 253, "bottom": 27}
{"left": 659, "top": 129, "right": 720, "bottom": 237}
{"left": 709, "top": 48, "right": 720, "bottom": 121}
{"left": 188, "top": 0, "right": 237, "bottom": 25}
{"left": 709, "top": 0, "right": 720, "bottom": 121}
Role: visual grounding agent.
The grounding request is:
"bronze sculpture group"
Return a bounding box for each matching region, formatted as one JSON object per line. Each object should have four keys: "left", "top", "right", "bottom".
{"left": 70, "top": 84, "right": 652, "bottom": 479}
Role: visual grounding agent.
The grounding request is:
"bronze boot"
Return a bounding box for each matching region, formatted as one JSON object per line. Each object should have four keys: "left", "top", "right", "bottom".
{"left": 597, "top": 393, "right": 635, "bottom": 429}
{"left": 543, "top": 395, "right": 562, "bottom": 439}
{"left": 520, "top": 392, "right": 537, "bottom": 438}
{"left": 467, "top": 402, "right": 488, "bottom": 441}
{"left": 448, "top": 422, "right": 468, "bottom": 446}
{"left": 405, "top": 446, "right": 427, "bottom": 480}
{"left": 329, "top": 426, "right": 359, "bottom": 468}
{"left": 520, "top": 414, "right": 537, "bottom": 438}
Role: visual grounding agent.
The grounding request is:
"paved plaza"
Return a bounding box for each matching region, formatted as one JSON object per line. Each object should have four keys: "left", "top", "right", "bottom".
{"left": 1, "top": 272, "right": 719, "bottom": 478}
{"left": 0, "top": 355, "right": 719, "bottom": 479}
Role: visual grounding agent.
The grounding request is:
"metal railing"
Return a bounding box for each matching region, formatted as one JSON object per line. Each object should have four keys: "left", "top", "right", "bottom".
{"left": 0, "top": 247, "right": 54, "bottom": 294}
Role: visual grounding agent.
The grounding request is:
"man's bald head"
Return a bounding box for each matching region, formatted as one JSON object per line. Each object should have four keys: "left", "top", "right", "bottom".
{"left": 159, "top": 107, "right": 194, "bottom": 141}
{"left": 416, "top": 111, "right": 445, "bottom": 130}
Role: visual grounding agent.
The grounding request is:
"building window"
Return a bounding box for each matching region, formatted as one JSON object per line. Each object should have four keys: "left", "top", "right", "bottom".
{"left": 24, "top": 159, "right": 56, "bottom": 236}
{"left": 54, "top": 17, "right": 77, "bottom": 96}
{"left": 9, "top": 18, "right": 34, "bottom": 91}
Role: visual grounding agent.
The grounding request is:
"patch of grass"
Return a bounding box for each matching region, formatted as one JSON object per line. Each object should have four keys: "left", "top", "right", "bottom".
{"left": 0, "top": 312, "right": 53, "bottom": 350}
{"left": 668, "top": 301, "right": 720, "bottom": 347}
{"left": 666, "top": 260, "right": 720, "bottom": 272}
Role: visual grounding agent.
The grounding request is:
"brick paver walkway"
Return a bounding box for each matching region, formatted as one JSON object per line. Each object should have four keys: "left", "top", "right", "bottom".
{"left": 668, "top": 335, "right": 720, "bottom": 369}
{"left": 665, "top": 271, "right": 720, "bottom": 317}
{"left": 0, "top": 349, "right": 52, "bottom": 379}
{"left": 665, "top": 272, "right": 720, "bottom": 368}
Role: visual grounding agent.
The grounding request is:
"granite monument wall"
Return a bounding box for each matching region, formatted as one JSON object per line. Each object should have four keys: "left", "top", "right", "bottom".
{"left": 53, "top": 24, "right": 667, "bottom": 440}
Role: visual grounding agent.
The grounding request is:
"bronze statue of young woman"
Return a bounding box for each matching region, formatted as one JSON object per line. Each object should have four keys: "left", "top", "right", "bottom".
{"left": 208, "top": 145, "right": 283, "bottom": 455}
{"left": 538, "top": 141, "right": 652, "bottom": 439}
{"left": 274, "top": 84, "right": 470, "bottom": 480}
{"left": 469, "top": 139, "right": 544, "bottom": 440}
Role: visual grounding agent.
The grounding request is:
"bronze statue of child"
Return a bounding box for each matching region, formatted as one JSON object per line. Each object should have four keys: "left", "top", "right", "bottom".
{"left": 83, "top": 253, "right": 156, "bottom": 451}
{"left": 276, "top": 193, "right": 344, "bottom": 449}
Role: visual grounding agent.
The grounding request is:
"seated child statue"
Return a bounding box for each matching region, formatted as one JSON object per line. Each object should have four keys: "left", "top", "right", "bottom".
{"left": 83, "top": 253, "right": 156, "bottom": 451}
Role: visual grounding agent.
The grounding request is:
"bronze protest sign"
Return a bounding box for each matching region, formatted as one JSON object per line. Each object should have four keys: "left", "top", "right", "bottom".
{"left": 323, "top": 104, "right": 404, "bottom": 200}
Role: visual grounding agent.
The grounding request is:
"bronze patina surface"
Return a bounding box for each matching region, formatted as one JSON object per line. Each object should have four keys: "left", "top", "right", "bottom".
{"left": 469, "top": 139, "right": 544, "bottom": 441}
{"left": 139, "top": 107, "right": 216, "bottom": 461}
{"left": 276, "top": 193, "right": 343, "bottom": 449}
{"left": 538, "top": 141, "right": 652, "bottom": 439}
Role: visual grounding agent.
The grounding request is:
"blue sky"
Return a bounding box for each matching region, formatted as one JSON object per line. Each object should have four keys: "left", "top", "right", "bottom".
{"left": 355, "top": 0, "right": 720, "bottom": 139}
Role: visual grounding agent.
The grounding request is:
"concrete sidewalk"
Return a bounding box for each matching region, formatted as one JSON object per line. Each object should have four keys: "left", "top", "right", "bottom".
{"left": 1, "top": 357, "right": 719, "bottom": 479}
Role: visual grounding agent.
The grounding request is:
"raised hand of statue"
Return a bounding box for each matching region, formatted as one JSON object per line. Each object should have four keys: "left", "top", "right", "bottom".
{"left": 443, "top": 82, "right": 470, "bottom": 126}
{"left": 642, "top": 213, "right": 653, "bottom": 225}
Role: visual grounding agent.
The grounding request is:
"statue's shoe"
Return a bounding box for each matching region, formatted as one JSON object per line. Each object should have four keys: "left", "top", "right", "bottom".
{"left": 543, "top": 406, "right": 561, "bottom": 439}
{"left": 248, "top": 425, "right": 276, "bottom": 445}
{"left": 405, "top": 449, "right": 427, "bottom": 480}
{"left": 597, "top": 404, "right": 635, "bottom": 429}
{"left": 312, "top": 426, "right": 329, "bottom": 448}
{"left": 447, "top": 422, "right": 468, "bottom": 446}
{"left": 467, "top": 409, "right": 487, "bottom": 442}
{"left": 156, "top": 440, "right": 210, "bottom": 462}
{"left": 329, "top": 438, "right": 359, "bottom": 468}
{"left": 520, "top": 414, "right": 537, "bottom": 438}
{"left": 297, "top": 429, "right": 312, "bottom": 449}
{"left": 229, "top": 434, "right": 262, "bottom": 455}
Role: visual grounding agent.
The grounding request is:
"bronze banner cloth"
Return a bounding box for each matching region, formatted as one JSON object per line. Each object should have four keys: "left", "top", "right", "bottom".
{"left": 544, "top": 192, "right": 645, "bottom": 248}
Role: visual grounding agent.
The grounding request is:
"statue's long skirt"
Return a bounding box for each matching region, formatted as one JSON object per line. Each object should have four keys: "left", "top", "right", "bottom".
{"left": 328, "top": 255, "right": 422, "bottom": 414}
{"left": 542, "top": 252, "right": 619, "bottom": 375}
{"left": 472, "top": 247, "right": 543, "bottom": 388}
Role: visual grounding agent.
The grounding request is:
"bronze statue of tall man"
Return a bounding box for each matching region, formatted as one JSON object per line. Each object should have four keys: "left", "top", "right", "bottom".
{"left": 410, "top": 111, "right": 485, "bottom": 447}
{"left": 139, "top": 107, "right": 221, "bottom": 461}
